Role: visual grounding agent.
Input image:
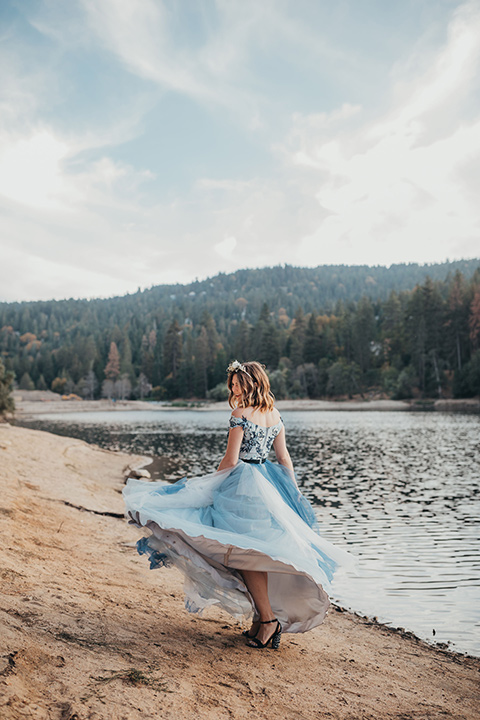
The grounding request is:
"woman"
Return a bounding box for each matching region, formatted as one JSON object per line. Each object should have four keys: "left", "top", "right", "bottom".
{"left": 123, "top": 360, "right": 353, "bottom": 650}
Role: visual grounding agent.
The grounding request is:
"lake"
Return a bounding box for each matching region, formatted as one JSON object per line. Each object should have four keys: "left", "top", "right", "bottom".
{"left": 17, "top": 408, "right": 480, "bottom": 657}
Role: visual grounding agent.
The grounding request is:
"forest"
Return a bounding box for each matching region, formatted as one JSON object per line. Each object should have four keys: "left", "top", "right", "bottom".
{"left": 1, "top": 259, "right": 480, "bottom": 404}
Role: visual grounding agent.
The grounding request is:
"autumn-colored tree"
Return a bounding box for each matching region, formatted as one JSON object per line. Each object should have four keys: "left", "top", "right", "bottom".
{"left": 51, "top": 376, "right": 67, "bottom": 394}
{"left": 105, "top": 342, "right": 121, "bottom": 380}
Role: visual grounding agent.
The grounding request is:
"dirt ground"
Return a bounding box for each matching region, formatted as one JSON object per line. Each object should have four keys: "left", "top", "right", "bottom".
{"left": 1, "top": 423, "right": 479, "bottom": 720}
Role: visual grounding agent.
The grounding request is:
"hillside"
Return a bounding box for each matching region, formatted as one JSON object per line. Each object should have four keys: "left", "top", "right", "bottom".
{"left": 1, "top": 259, "right": 479, "bottom": 403}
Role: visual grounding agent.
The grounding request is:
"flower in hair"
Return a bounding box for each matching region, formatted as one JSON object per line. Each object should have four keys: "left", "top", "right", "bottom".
{"left": 226, "top": 360, "right": 251, "bottom": 377}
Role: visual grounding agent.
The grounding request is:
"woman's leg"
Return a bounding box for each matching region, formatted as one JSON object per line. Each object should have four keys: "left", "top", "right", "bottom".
{"left": 241, "top": 570, "right": 278, "bottom": 644}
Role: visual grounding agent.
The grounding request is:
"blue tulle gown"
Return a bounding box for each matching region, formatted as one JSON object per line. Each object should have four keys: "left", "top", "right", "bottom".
{"left": 123, "top": 415, "right": 354, "bottom": 633}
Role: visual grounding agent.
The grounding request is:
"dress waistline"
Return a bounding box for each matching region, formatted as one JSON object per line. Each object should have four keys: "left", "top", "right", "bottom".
{"left": 242, "top": 458, "right": 266, "bottom": 464}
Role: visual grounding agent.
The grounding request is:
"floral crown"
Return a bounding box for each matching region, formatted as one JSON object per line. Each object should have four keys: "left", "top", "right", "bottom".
{"left": 226, "top": 360, "right": 252, "bottom": 378}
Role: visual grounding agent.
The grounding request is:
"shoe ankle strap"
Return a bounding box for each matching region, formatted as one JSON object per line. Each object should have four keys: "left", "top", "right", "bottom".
{"left": 260, "top": 618, "right": 277, "bottom": 624}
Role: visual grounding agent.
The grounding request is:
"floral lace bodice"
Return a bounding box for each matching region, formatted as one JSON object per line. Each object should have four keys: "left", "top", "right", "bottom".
{"left": 229, "top": 415, "right": 283, "bottom": 461}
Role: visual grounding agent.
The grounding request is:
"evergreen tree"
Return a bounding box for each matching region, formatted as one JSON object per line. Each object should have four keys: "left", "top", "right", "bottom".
{"left": 163, "top": 320, "right": 183, "bottom": 396}
{"left": 303, "top": 313, "right": 322, "bottom": 364}
{"left": 287, "top": 307, "right": 306, "bottom": 367}
{"left": 19, "top": 372, "right": 35, "bottom": 391}
{"left": 469, "top": 289, "right": 480, "bottom": 350}
{"left": 194, "top": 326, "right": 209, "bottom": 397}
{"left": 352, "top": 297, "right": 375, "bottom": 374}
{"left": 446, "top": 271, "right": 469, "bottom": 371}
{"left": 406, "top": 278, "right": 445, "bottom": 397}
{"left": 233, "top": 320, "right": 250, "bottom": 361}
{"left": 251, "top": 303, "right": 280, "bottom": 369}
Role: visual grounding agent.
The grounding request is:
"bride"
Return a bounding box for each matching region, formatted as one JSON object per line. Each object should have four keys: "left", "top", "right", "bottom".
{"left": 123, "top": 360, "right": 353, "bottom": 650}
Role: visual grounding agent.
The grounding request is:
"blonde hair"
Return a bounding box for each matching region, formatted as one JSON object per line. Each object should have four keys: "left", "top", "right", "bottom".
{"left": 227, "top": 360, "right": 275, "bottom": 411}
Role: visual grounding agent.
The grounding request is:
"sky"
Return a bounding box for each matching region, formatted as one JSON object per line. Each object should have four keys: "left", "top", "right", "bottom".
{"left": 0, "top": 0, "right": 479, "bottom": 303}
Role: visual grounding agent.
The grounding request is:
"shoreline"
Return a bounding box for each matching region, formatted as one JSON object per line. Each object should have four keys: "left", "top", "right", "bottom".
{"left": 11, "top": 390, "right": 480, "bottom": 419}
{"left": 1, "top": 423, "right": 479, "bottom": 719}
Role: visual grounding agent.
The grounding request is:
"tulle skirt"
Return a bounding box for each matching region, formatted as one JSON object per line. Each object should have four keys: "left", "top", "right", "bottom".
{"left": 123, "top": 459, "right": 354, "bottom": 633}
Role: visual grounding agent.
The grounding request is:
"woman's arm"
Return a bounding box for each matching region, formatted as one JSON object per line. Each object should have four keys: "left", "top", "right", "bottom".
{"left": 217, "top": 426, "right": 244, "bottom": 471}
{"left": 273, "top": 428, "right": 296, "bottom": 481}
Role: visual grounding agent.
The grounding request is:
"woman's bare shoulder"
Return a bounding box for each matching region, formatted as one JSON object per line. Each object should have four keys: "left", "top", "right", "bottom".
{"left": 270, "top": 407, "right": 282, "bottom": 424}
{"left": 231, "top": 407, "right": 245, "bottom": 418}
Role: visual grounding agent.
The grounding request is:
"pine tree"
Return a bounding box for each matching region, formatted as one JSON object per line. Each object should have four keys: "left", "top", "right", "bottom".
{"left": 352, "top": 297, "right": 375, "bottom": 374}
{"left": 469, "top": 290, "right": 480, "bottom": 350}
{"left": 288, "top": 307, "right": 306, "bottom": 366}
{"left": 303, "top": 313, "right": 322, "bottom": 364}
{"left": 163, "top": 320, "right": 183, "bottom": 381}
{"left": 19, "top": 372, "right": 35, "bottom": 391}
{"left": 446, "top": 271, "right": 469, "bottom": 371}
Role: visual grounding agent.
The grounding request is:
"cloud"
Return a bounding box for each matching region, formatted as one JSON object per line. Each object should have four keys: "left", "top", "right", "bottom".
{"left": 280, "top": 2, "right": 480, "bottom": 267}
{"left": 0, "top": 125, "right": 155, "bottom": 213}
{"left": 0, "top": 130, "right": 70, "bottom": 209}
{"left": 79, "top": 0, "right": 262, "bottom": 122}
{"left": 215, "top": 235, "right": 237, "bottom": 261}
{"left": 1, "top": 1, "right": 479, "bottom": 303}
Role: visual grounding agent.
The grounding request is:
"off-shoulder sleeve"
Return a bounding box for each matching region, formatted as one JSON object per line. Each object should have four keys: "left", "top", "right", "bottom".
{"left": 229, "top": 415, "right": 246, "bottom": 430}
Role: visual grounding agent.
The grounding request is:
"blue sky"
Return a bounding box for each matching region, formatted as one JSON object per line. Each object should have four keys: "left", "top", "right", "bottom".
{"left": 0, "top": 0, "right": 479, "bottom": 301}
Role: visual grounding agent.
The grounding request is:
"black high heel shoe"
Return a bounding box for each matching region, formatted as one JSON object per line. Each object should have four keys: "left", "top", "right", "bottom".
{"left": 242, "top": 620, "right": 260, "bottom": 638}
{"left": 247, "top": 619, "right": 282, "bottom": 650}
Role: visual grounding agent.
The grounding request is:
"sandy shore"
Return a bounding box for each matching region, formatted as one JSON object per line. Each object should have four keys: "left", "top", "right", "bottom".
{"left": 1, "top": 423, "right": 479, "bottom": 720}
{"left": 12, "top": 390, "right": 480, "bottom": 418}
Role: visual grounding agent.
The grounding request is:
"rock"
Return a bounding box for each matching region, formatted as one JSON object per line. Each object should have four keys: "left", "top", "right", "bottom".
{"left": 125, "top": 467, "right": 151, "bottom": 480}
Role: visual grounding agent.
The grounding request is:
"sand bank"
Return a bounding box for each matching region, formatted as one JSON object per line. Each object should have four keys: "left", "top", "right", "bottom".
{"left": 13, "top": 390, "right": 480, "bottom": 418}
{"left": 1, "top": 423, "right": 479, "bottom": 720}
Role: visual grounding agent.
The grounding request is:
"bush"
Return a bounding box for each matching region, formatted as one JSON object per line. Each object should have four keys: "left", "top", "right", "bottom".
{"left": 268, "top": 369, "right": 288, "bottom": 399}
{"left": 393, "top": 366, "right": 417, "bottom": 399}
{"left": 151, "top": 385, "right": 167, "bottom": 400}
{"left": 206, "top": 382, "right": 229, "bottom": 401}
{"left": 326, "top": 360, "right": 361, "bottom": 397}
{"left": 468, "top": 350, "right": 480, "bottom": 396}
{"left": 381, "top": 365, "right": 400, "bottom": 396}
{"left": 455, "top": 350, "right": 480, "bottom": 397}
{"left": 0, "top": 359, "right": 15, "bottom": 416}
{"left": 51, "top": 377, "right": 67, "bottom": 395}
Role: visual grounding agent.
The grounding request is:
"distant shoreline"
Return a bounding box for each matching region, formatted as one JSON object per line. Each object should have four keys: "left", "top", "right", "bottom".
{"left": 11, "top": 390, "right": 480, "bottom": 418}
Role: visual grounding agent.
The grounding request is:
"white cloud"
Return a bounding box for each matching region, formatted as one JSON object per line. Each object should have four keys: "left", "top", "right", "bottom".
{"left": 1, "top": 1, "right": 479, "bottom": 303}
{"left": 215, "top": 235, "right": 237, "bottom": 261}
{"left": 281, "top": 2, "right": 480, "bottom": 267}
{"left": 79, "top": 0, "right": 258, "bottom": 118}
{"left": 0, "top": 130, "right": 70, "bottom": 209}
{"left": 0, "top": 126, "right": 155, "bottom": 214}
{"left": 0, "top": 241, "right": 142, "bottom": 302}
